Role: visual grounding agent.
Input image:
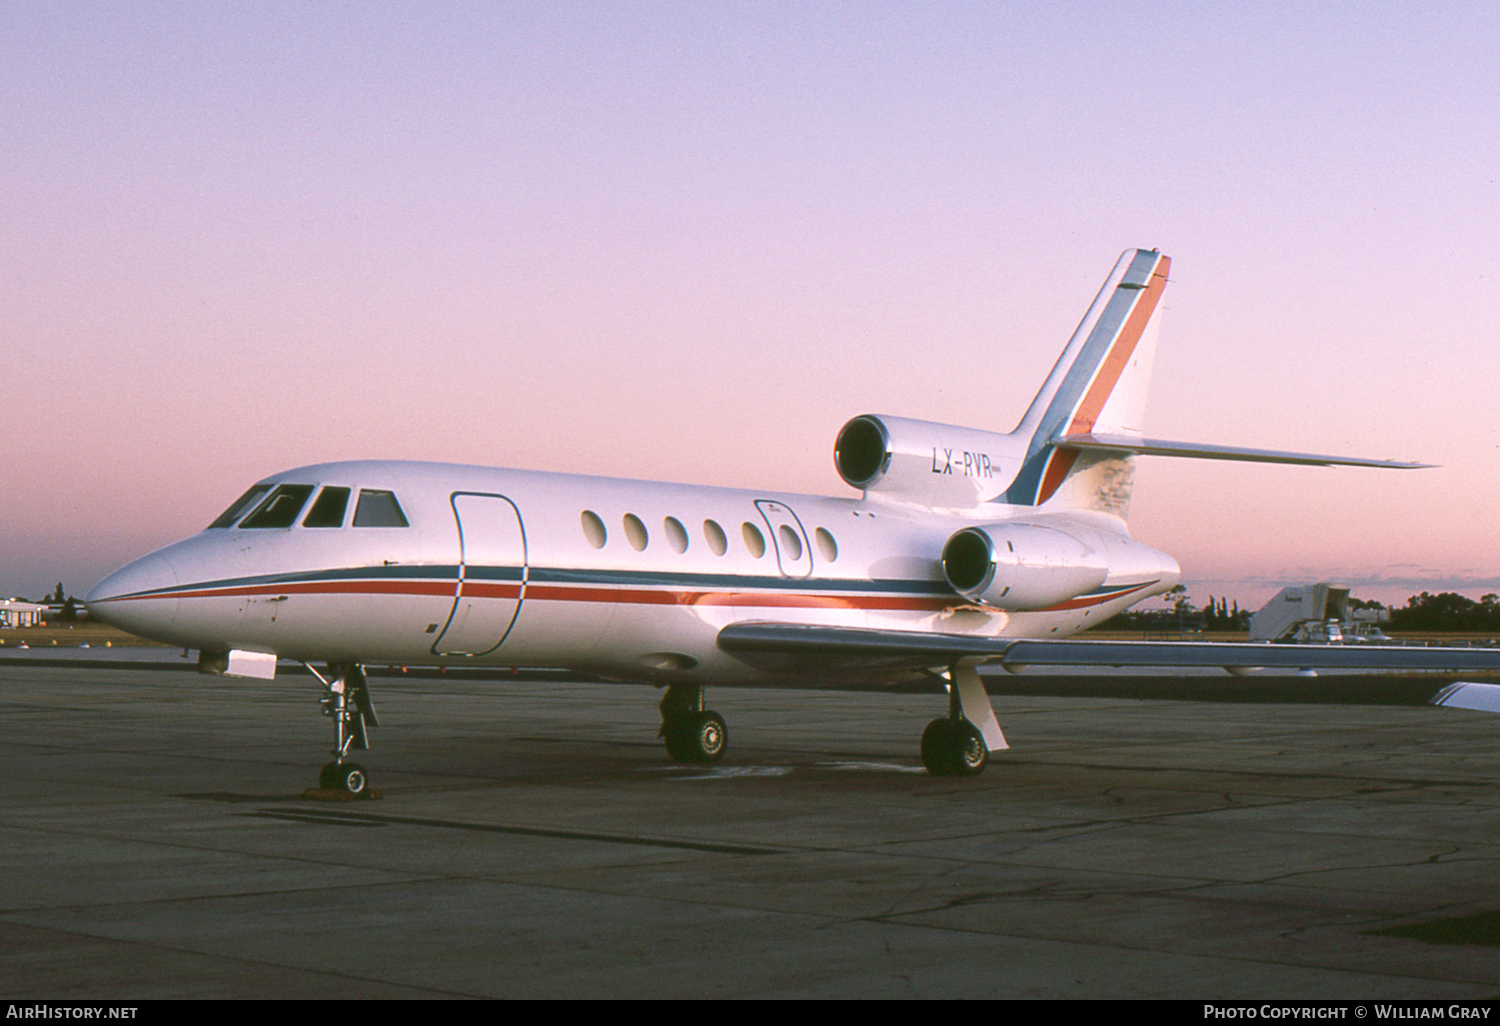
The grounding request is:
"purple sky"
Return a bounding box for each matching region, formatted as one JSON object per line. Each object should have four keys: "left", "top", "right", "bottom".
{"left": 5, "top": 2, "right": 1498, "bottom": 610}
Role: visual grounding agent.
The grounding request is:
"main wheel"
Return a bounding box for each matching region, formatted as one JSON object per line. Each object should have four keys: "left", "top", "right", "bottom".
{"left": 920, "top": 718, "right": 988, "bottom": 776}
{"left": 663, "top": 711, "right": 727, "bottom": 763}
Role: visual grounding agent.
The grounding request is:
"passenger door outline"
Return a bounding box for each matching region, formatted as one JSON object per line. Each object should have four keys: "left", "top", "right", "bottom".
{"left": 431, "top": 492, "right": 527, "bottom": 656}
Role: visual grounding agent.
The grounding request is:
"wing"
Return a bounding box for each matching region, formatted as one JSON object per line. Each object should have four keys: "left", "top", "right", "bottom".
{"left": 717, "top": 622, "right": 1500, "bottom": 675}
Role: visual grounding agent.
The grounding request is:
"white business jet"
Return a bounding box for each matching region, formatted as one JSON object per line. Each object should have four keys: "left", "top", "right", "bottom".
{"left": 86, "top": 249, "right": 1499, "bottom": 794}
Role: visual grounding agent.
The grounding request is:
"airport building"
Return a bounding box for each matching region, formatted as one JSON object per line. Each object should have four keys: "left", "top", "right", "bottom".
{"left": 0, "top": 600, "right": 47, "bottom": 628}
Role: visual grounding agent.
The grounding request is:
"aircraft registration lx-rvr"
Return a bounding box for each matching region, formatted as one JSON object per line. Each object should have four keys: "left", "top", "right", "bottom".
{"left": 86, "top": 249, "right": 1500, "bottom": 795}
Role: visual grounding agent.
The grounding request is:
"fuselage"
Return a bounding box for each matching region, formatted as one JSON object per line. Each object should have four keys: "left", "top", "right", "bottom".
{"left": 85, "top": 458, "right": 1180, "bottom": 685}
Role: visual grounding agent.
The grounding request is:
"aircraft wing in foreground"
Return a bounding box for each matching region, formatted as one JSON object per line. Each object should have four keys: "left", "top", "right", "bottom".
{"left": 1433, "top": 681, "right": 1500, "bottom": 715}
{"left": 720, "top": 622, "right": 1500, "bottom": 761}
{"left": 718, "top": 622, "right": 1500, "bottom": 676}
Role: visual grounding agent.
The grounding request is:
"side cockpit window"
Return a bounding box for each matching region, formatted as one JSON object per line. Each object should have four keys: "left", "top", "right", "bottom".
{"left": 206, "top": 482, "right": 404, "bottom": 530}
{"left": 239, "top": 484, "right": 316, "bottom": 529}
{"left": 208, "top": 484, "right": 273, "bottom": 529}
{"left": 353, "top": 489, "right": 409, "bottom": 528}
{"left": 303, "top": 486, "right": 351, "bottom": 528}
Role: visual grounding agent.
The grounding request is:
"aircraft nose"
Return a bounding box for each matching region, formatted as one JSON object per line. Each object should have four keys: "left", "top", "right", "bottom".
{"left": 85, "top": 553, "right": 180, "bottom": 640}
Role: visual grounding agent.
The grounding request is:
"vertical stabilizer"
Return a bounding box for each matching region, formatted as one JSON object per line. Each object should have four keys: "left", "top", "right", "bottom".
{"left": 1003, "top": 249, "right": 1170, "bottom": 511}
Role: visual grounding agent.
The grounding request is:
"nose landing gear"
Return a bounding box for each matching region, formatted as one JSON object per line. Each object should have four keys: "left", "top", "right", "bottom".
{"left": 307, "top": 663, "right": 378, "bottom": 797}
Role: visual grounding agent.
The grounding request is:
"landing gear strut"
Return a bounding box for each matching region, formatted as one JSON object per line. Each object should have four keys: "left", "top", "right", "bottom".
{"left": 920, "top": 661, "right": 1007, "bottom": 777}
{"left": 658, "top": 683, "right": 727, "bottom": 763}
{"left": 307, "top": 663, "right": 378, "bottom": 795}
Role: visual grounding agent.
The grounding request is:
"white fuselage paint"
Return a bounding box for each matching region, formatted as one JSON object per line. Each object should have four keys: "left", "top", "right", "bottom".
{"left": 87, "top": 458, "right": 1180, "bottom": 685}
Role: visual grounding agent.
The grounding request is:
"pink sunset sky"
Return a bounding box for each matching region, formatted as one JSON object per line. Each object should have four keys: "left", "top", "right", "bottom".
{"left": 4, "top": 2, "right": 1498, "bottom": 611}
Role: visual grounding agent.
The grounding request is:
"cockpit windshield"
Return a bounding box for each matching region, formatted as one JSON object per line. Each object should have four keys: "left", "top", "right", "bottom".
{"left": 302, "top": 486, "right": 351, "bottom": 528}
{"left": 207, "top": 485, "right": 273, "bottom": 529}
{"left": 206, "top": 482, "right": 409, "bottom": 529}
{"left": 239, "top": 484, "right": 316, "bottom": 529}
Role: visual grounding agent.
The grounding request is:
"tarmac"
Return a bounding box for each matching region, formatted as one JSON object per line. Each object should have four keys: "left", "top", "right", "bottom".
{"left": 4, "top": 655, "right": 1500, "bottom": 999}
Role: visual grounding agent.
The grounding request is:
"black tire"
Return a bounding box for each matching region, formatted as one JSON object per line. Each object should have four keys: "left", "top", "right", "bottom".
{"left": 318, "top": 761, "right": 341, "bottom": 789}
{"left": 320, "top": 761, "right": 368, "bottom": 795}
{"left": 921, "top": 718, "right": 957, "bottom": 775}
{"left": 662, "top": 717, "right": 693, "bottom": 761}
{"left": 663, "top": 711, "right": 727, "bottom": 763}
{"left": 921, "top": 718, "right": 988, "bottom": 776}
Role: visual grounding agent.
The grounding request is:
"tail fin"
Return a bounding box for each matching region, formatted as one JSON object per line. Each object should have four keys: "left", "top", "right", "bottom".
{"left": 1003, "top": 249, "right": 1170, "bottom": 510}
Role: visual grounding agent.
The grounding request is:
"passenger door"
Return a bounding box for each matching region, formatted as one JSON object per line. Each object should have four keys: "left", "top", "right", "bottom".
{"left": 432, "top": 492, "right": 527, "bottom": 656}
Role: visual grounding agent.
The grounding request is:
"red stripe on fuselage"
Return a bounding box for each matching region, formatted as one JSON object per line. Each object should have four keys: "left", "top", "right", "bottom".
{"left": 101, "top": 575, "right": 1155, "bottom": 616}
{"left": 108, "top": 580, "right": 456, "bottom": 602}
{"left": 107, "top": 578, "right": 958, "bottom": 613}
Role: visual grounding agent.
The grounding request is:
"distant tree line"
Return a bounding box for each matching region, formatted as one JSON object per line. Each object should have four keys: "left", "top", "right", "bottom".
{"left": 1101, "top": 590, "right": 1500, "bottom": 634}
{"left": 1102, "top": 587, "right": 1250, "bottom": 632}
{"left": 1389, "top": 592, "right": 1500, "bottom": 632}
{"left": 1202, "top": 596, "right": 1249, "bottom": 631}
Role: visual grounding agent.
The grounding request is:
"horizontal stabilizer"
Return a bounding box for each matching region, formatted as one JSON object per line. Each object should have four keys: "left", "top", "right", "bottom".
{"left": 719, "top": 622, "right": 1500, "bottom": 675}
{"left": 1051, "top": 433, "right": 1432, "bottom": 469}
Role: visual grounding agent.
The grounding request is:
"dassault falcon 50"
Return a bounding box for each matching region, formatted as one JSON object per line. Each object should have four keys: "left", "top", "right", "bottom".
{"left": 87, "top": 249, "right": 1500, "bottom": 794}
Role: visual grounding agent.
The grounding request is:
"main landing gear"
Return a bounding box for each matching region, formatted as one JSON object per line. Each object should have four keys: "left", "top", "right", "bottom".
{"left": 920, "top": 662, "right": 1009, "bottom": 777}
{"left": 651, "top": 670, "right": 1004, "bottom": 776}
{"left": 658, "top": 683, "right": 727, "bottom": 763}
{"left": 306, "top": 663, "right": 379, "bottom": 796}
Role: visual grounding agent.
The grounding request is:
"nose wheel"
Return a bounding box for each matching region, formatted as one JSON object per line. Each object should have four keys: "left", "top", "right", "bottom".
{"left": 319, "top": 761, "right": 369, "bottom": 796}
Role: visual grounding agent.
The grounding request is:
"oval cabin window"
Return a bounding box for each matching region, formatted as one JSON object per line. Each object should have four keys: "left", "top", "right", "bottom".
{"left": 663, "top": 516, "right": 688, "bottom": 553}
{"left": 581, "top": 510, "right": 607, "bottom": 549}
{"left": 623, "top": 513, "right": 649, "bottom": 551}
{"left": 815, "top": 527, "right": 838, "bottom": 563}
{"left": 742, "top": 522, "right": 766, "bottom": 558}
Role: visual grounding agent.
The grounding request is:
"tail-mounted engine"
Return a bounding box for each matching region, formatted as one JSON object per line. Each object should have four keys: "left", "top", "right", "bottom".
{"left": 834, "top": 414, "right": 1023, "bottom": 509}
{"left": 941, "top": 522, "right": 1108, "bottom": 611}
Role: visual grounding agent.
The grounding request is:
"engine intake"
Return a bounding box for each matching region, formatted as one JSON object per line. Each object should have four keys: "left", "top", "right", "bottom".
{"left": 833, "top": 414, "right": 1021, "bottom": 508}
{"left": 941, "top": 523, "right": 1108, "bottom": 611}
{"left": 833, "top": 416, "right": 890, "bottom": 488}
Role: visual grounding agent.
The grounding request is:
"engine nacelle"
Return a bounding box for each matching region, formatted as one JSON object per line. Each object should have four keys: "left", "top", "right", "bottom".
{"left": 941, "top": 522, "right": 1109, "bottom": 611}
{"left": 834, "top": 414, "right": 1023, "bottom": 508}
